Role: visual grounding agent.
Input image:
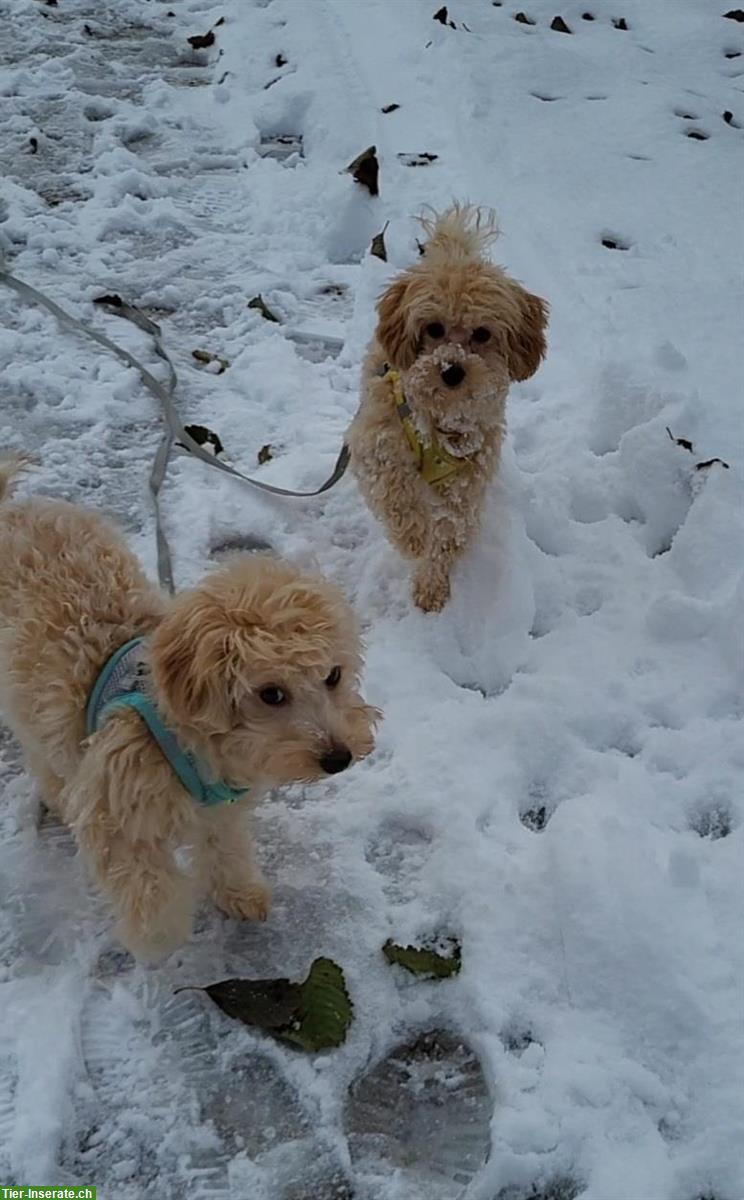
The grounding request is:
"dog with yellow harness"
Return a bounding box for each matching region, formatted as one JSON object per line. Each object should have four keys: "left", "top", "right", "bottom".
{"left": 347, "top": 204, "right": 548, "bottom": 612}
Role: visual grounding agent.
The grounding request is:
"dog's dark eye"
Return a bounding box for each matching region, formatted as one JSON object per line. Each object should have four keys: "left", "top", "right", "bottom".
{"left": 259, "top": 686, "right": 287, "bottom": 706}
{"left": 472, "top": 326, "right": 491, "bottom": 344}
{"left": 426, "top": 322, "right": 445, "bottom": 339}
{"left": 325, "top": 666, "right": 342, "bottom": 689}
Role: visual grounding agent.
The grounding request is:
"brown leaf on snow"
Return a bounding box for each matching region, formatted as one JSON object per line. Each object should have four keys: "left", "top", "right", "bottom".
{"left": 248, "top": 294, "right": 280, "bottom": 322}
{"left": 187, "top": 30, "right": 215, "bottom": 50}
{"left": 344, "top": 145, "right": 379, "bottom": 196}
{"left": 257, "top": 444, "right": 274, "bottom": 465}
{"left": 666, "top": 426, "right": 694, "bottom": 453}
{"left": 370, "top": 221, "right": 390, "bottom": 261}
{"left": 551, "top": 15, "right": 572, "bottom": 33}
{"left": 695, "top": 457, "right": 730, "bottom": 471}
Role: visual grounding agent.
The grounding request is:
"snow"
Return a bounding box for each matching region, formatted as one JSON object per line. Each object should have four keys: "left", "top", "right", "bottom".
{"left": 1, "top": 0, "right": 742, "bottom": 1197}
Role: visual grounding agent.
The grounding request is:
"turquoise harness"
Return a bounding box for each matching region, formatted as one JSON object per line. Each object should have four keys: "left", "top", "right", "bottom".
{"left": 85, "top": 637, "right": 246, "bottom": 807}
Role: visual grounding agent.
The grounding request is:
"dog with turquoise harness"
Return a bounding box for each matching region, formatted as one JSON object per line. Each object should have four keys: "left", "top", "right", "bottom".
{"left": 0, "top": 455, "right": 378, "bottom": 960}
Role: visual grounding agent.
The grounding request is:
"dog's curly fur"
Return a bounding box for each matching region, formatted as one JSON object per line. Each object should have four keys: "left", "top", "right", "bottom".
{"left": 347, "top": 204, "right": 548, "bottom": 611}
{"left": 0, "top": 457, "right": 378, "bottom": 959}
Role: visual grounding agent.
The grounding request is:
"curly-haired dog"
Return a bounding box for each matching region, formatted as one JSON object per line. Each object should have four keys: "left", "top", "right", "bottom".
{"left": 0, "top": 457, "right": 378, "bottom": 959}
{"left": 347, "top": 205, "right": 548, "bottom": 612}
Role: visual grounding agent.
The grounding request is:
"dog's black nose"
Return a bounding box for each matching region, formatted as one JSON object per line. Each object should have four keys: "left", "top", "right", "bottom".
{"left": 441, "top": 363, "right": 465, "bottom": 387}
{"left": 320, "top": 746, "right": 353, "bottom": 775}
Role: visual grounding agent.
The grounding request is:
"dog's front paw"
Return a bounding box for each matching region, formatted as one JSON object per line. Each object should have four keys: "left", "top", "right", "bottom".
{"left": 412, "top": 569, "right": 450, "bottom": 613}
{"left": 214, "top": 879, "right": 271, "bottom": 923}
{"left": 117, "top": 906, "right": 194, "bottom": 963}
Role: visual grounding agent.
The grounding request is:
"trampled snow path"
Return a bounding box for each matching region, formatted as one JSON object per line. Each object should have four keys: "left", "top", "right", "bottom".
{"left": 1, "top": 1, "right": 742, "bottom": 1198}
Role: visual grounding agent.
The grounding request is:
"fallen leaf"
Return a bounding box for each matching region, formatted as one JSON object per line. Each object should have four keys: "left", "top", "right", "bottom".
{"left": 666, "top": 426, "right": 694, "bottom": 453}
{"left": 275, "top": 52, "right": 287, "bottom": 66}
{"left": 612, "top": 16, "right": 629, "bottom": 29}
{"left": 383, "top": 937, "right": 462, "bottom": 979}
{"left": 514, "top": 11, "right": 536, "bottom": 24}
{"left": 192, "top": 348, "right": 230, "bottom": 373}
{"left": 723, "top": 8, "right": 744, "bottom": 19}
{"left": 214, "top": 16, "right": 225, "bottom": 27}
{"left": 381, "top": 103, "right": 400, "bottom": 113}
{"left": 551, "top": 15, "right": 572, "bottom": 32}
{"left": 29, "top": 137, "right": 38, "bottom": 154}
{"left": 695, "top": 457, "right": 730, "bottom": 471}
{"left": 186, "top": 977, "right": 299, "bottom": 1028}
{"left": 397, "top": 152, "right": 438, "bottom": 166}
{"left": 248, "top": 294, "right": 279, "bottom": 322}
{"left": 370, "top": 221, "right": 389, "bottom": 261}
{"left": 344, "top": 145, "right": 379, "bottom": 196}
{"left": 282, "top": 958, "right": 354, "bottom": 1051}
{"left": 433, "top": 5, "right": 453, "bottom": 25}
{"left": 188, "top": 29, "right": 215, "bottom": 50}
{"left": 180, "top": 424, "right": 225, "bottom": 456}
{"left": 257, "top": 443, "right": 273, "bottom": 465}
{"left": 178, "top": 957, "right": 353, "bottom": 1051}
{"left": 93, "top": 293, "right": 124, "bottom": 307}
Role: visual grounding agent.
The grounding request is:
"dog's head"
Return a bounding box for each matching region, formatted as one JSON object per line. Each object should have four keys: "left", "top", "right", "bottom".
{"left": 374, "top": 205, "right": 548, "bottom": 418}
{"left": 149, "top": 556, "right": 378, "bottom": 788}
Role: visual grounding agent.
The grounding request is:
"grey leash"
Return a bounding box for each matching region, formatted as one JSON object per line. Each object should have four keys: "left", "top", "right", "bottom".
{"left": 0, "top": 267, "right": 351, "bottom": 592}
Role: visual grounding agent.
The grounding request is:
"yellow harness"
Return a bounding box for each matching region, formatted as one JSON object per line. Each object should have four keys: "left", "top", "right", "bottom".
{"left": 384, "top": 369, "right": 471, "bottom": 488}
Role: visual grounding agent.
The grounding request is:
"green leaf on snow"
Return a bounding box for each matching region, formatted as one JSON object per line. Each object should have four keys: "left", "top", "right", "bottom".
{"left": 383, "top": 937, "right": 462, "bottom": 979}
{"left": 176, "top": 956, "right": 353, "bottom": 1051}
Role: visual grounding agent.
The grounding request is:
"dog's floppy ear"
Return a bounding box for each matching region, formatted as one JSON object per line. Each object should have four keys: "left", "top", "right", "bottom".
{"left": 149, "top": 600, "right": 237, "bottom": 733}
{"left": 505, "top": 288, "right": 548, "bottom": 381}
{"left": 376, "top": 276, "right": 418, "bottom": 369}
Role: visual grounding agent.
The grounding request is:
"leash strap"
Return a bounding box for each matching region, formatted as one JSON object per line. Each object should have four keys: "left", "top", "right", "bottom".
{"left": 0, "top": 267, "right": 350, "bottom": 591}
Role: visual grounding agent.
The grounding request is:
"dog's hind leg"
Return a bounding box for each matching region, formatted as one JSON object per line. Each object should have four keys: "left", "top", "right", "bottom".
{"left": 64, "top": 738, "right": 196, "bottom": 960}
{"left": 195, "top": 803, "right": 270, "bottom": 923}
{"left": 79, "top": 815, "right": 196, "bottom": 960}
{"left": 21, "top": 744, "right": 65, "bottom": 813}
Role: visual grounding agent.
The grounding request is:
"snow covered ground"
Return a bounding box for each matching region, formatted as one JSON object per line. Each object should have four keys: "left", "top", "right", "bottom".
{"left": 1, "top": 0, "right": 743, "bottom": 1197}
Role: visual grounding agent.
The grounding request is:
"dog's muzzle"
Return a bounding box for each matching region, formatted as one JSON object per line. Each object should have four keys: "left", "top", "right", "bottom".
{"left": 441, "top": 363, "right": 465, "bottom": 388}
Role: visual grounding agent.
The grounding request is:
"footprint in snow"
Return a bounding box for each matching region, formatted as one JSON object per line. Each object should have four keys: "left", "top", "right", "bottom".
{"left": 68, "top": 975, "right": 348, "bottom": 1199}
{"left": 366, "top": 816, "right": 434, "bottom": 903}
{"left": 689, "top": 803, "right": 735, "bottom": 840}
{"left": 344, "top": 1030, "right": 492, "bottom": 1198}
{"left": 496, "top": 1178, "right": 584, "bottom": 1200}
{"left": 501, "top": 1022, "right": 542, "bottom": 1055}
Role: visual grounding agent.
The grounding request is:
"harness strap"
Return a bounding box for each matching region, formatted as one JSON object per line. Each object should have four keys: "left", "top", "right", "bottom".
{"left": 383, "top": 368, "right": 471, "bottom": 487}
{"left": 0, "top": 266, "right": 350, "bottom": 593}
{"left": 85, "top": 637, "right": 245, "bottom": 807}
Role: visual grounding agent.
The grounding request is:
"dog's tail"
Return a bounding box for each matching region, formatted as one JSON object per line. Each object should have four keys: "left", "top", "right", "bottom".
{"left": 417, "top": 203, "right": 499, "bottom": 263}
{"left": 0, "top": 452, "right": 33, "bottom": 503}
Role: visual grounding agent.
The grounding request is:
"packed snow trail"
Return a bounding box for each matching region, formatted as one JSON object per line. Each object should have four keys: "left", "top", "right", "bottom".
{"left": 0, "top": 2, "right": 742, "bottom": 1199}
